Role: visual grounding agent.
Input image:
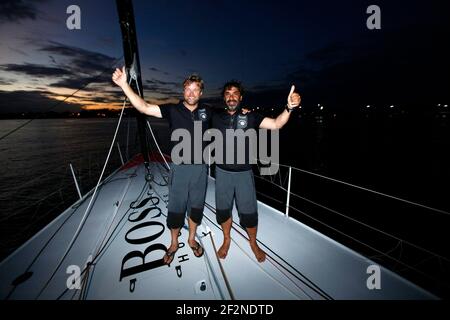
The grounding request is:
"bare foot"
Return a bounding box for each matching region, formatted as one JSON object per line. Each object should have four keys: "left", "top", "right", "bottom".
{"left": 163, "top": 243, "right": 178, "bottom": 265}
{"left": 217, "top": 238, "right": 231, "bottom": 259}
{"left": 250, "top": 242, "right": 266, "bottom": 263}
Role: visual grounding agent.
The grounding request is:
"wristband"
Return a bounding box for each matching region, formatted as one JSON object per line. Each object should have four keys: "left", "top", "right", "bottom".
{"left": 285, "top": 104, "right": 294, "bottom": 113}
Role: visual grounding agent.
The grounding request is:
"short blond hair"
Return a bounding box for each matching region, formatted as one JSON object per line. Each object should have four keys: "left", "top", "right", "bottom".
{"left": 183, "top": 74, "right": 204, "bottom": 90}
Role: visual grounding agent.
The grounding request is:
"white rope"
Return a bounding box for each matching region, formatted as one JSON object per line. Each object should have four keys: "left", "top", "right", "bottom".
{"left": 134, "top": 81, "right": 170, "bottom": 171}
{"left": 37, "top": 80, "right": 131, "bottom": 299}
{"left": 146, "top": 121, "right": 170, "bottom": 171}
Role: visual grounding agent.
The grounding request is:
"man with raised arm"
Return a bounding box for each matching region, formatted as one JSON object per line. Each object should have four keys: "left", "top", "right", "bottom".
{"left": 212, "top": 81, "right": 301, "bottom": 262}
{"left": 112, "top": 67, "right": 209, "bottom": 265}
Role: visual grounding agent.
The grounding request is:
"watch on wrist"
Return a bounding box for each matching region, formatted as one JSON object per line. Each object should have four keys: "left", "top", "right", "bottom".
{"left": 285, "top": 104, "right": 294, "bottom": 113}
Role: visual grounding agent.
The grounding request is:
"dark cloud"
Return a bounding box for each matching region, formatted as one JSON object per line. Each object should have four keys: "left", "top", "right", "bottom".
{"left": 0, "top": 90, "right": 84, "bottom": 113}
{"left": 1, "top": 42, "right": 121, "bottom": 108}
{"left": 143, "top": 85, "right": 179, "bottom": 96}
{"left": 144, "top": 79, "right": 180, "bottom": 96}
{"left": 0, "top": 78, "right": 14, "bottom": 86}
{"left": 146, "top": 79, "right": 179, "bottom": 87}
{"left": 0, "top": 0, "right": 38, "bottom": 23}
{"left": 0, "top": 63, "right": 72, "bottom": 77}
{"left": 50, "top": 73, "right": 113, "bottom": 90}
{"left": 98, "top": 89, "right": 127, "bottom": 99}
{"left": 0, "top": 42, "right": 118, "bottom": 91}
{"left": 39, "top": 41, "right": 118, "bottom": 74}
{"left": 8, "top": 46, "right": 29, "bottom": 57}
{"left": 80, "top": 91, "right": 124, "bottom": 104}
{"left": 95, "top": 36, "right": 116, "bottom": 48}
{"left": 149, "top": 67, "right": 169, "bottom": 75}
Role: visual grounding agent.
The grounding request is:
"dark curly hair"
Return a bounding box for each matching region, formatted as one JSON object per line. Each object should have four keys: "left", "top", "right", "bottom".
{"left": 221, "top": 80, "right": 244, "bottom": 97}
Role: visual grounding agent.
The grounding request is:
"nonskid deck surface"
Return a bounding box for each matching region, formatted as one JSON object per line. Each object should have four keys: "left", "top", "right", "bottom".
{"left": 0, "top": 158, "right": 436, "bottom": 299}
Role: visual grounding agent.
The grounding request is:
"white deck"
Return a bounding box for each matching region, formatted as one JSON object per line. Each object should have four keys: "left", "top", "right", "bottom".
{"left": 0, "top": 158, "right": 436, "bottom": 300}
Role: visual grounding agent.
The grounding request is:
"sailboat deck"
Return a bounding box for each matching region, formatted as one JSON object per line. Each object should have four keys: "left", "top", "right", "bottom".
{"left": 0, "top": 157, "right": 436, "bottom": 300}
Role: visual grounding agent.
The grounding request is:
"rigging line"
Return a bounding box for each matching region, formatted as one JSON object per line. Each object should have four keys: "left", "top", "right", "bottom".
{"left": 6, "top": 166, "right": 140, "bottom": 299}
{"left": 202, "top": 201, "right": 332, "bottom": 299}
{"left": 64, "top": 166, "right": 175, "bottom": 301}
{"left": 287, "top": 205, "right": 449, "bottom": 287}
{"left": 36, "top": 85, "right": 130, "bottom": 299}
{"left": 59, "top": 163, "right": 192, "bottom": 300}
{"left": 3, "top": 165, "right": 65, "bottom": 193}
{"left": 202, "top": 204, "right": 312, "bottom": 300}
{"left": 198, "top": 221, "right": 227, "bottom": 300}
{"left": 230, "top": 235, "right": 312, "bottom": 300}
{"left": 396, "top": 256, "right": 441, "bottom": 278}
{"left": 4, "top": 196, "right": 86, "bottom": 300}
{"left": 0, "top": 55, "right": 124, "bottom": 142}
{"left": 369, "top": 240, "right": 403, "bottom": 262}
{"left": 6, "top": 178, "right": 77, "bottom": 224}
{"left": 91, "top": 177, "right": 148, "bottom": 261}
{"left": 91, "top": 169, "right": 136, "bottom": 258}
{"left": 206, "top": 231, "right": 236, "bottom": 300}
{"left": 152, "top": 159, "right": 327, "bottom": 299}
{"left": 254, "top": 174, "right": 450, "bottom": 264}
{"left": 0, "top": 183, "right": 76, "bottom": 224}
{"left": 133, "top": 82, "right": 170, "bottom": 171}
{"left": 202, "top": 202, "right": 332, "bottom": 300}
{"left": 175, "top": 214, "right": 231, "bottom": 299}
{"left": 55, "top": 178, "right": 149, "bottom": 300}
{"left": 82, "top": 261, "right": 97, "bottom": 300}
{"left": 78, "top": 263, "right": 91, "bottom": 300}
{"left": 126, "top": 111, "right": 131, "bottom": 161}
{"left": 88, "top": 170, "right": 145, "bottom": 262}
{"left": 138, "top": 164, "right": 226, "bottom": 298}
{"left": 265, "top": 255, "right": 317, "bottom": 300}
{"left": 267, "top": 161, "right": 450, "bottom": 216}
{"left": 154, "top": 161, "right": 170, "bottom": 185}
{"left": 201, "top": 242, "right": 223, "bottom": 299}
{"left": 392, "top": 241, "right": 404, "bottom": 272}
{"left": 255, "top": 190, "right": 284, "bottom": 205}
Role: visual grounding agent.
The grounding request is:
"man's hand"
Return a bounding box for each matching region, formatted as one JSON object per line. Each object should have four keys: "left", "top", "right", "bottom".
{"left": 112, "top": 66, "right": 128, "bottom": 88}
{"left": 287, "top": 85, "right": 301, "bottom": 109}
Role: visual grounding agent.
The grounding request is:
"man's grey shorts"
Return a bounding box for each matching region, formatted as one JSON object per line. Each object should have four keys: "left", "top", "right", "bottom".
{"left": 215, "top": 166, "right": 258, "bottom": 228}
{"left": 167, "top": 164, "right": 207, "bottom": 229}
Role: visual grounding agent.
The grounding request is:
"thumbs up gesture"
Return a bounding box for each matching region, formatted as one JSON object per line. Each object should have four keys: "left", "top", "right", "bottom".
{"left": 112, "top": 66, "right": 128, "bottom": 89}
{"left": 287, "top": 85, "right": 301, "bottom": 109}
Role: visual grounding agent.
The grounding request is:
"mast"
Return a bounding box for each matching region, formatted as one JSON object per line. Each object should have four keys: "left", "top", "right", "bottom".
{"left": 115, "top": 0, "right": 150, "bottom": 168}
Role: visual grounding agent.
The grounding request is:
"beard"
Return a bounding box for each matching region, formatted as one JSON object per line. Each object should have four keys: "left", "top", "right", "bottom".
{"left": 226, "top": 99, "right": 239, "bottom": 111}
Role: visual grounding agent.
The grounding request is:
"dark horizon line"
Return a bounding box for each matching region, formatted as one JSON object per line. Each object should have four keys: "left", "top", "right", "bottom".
{"left": 1, "top": 106, "right": 448, "bottom": 120}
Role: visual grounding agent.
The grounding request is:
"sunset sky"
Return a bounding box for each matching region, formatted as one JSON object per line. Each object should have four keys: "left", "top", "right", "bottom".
{"left": 0, "top": 0, "right": 449, "bottom": 113}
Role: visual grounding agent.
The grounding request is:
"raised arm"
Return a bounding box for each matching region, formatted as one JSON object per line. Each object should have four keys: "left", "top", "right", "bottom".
{"left": 112, "top": 66, "right": 162, "bottom": 118}
{"left": 259, "top": 85, "right": 301, "bottom": 130}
